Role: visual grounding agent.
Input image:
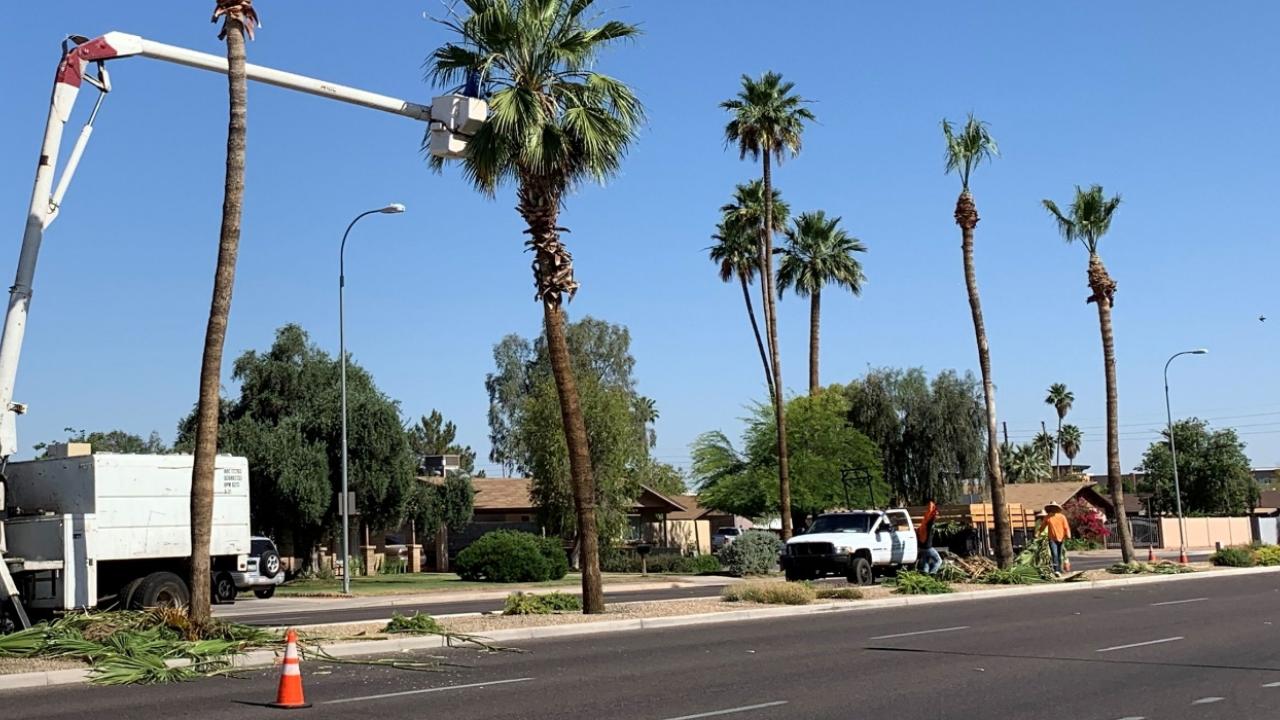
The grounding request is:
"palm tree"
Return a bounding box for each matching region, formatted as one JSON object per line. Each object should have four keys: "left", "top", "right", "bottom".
{"left": 1045, "top": 383, "right": 1074, "bottom": 475}
{"left": 1059, "top": 424, "right": 1083, "bottom": 473}
{"left": 777, "top": 211, "right": 867, "bottom": 395}
{"left": 710, "top": 179, "right": 790, "bottom": 402}
{"left": 427, "top": 0, "right": 644, "bottom": 613}
{"left": 1031, "top": 430, "right": 1056, "bottom": 467}
{"left": 722, "top": 72, "right": 814, "bottom": 539}
{"left": 188, "top": 0, "right": 259, "bottom": 625}
{"left": 1006, "top": 443, "right": 1051, "bottom": 484}
{"left": 1042, "top": 185, "right": 1134, "bottom": 562}
{"left": 942, "top": 114, "right": 1012, "bottom": 566}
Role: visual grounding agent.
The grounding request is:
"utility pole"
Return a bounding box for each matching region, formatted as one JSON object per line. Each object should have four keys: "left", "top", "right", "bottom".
{"left": 1002, "top": 421, "right": 1009, "bottom": 446}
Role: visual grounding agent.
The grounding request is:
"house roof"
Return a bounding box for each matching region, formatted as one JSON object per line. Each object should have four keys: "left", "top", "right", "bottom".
{"left": 1000, "top": 481, "right": 1104, "bottom": 512}
{"left": 668, "top": 494, "right": 736, "bottom": 521}
{"left": 464, "top": 478, "right": 686, "bottom": 514}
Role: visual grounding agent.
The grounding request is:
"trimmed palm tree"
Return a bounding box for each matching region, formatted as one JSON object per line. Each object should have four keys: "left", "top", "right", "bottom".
{"left": 777, "top": 211, "right": 867, "bottom": 395}
{"left": 1059, "top": 424, "right": 1083, "bottom": 473}
{"left": 427, "top": 0, "right": 644, "bottom": 613}
{"left": 711, "top": 179, "right": 790, "bottom": 402}
{"left": 189, "top": 0, "right": 259, "bottom": 625}
{"left": 1006, "top": 443, "right": 1051, "bottom": 484}
{"left": 942, "top": 114, "right": 1012, "bottom": 566}
{"left": 1042, "top": 184, "right": 1134, "bottom": 562}
{"left": 1045, "top": 383, "right": 1074, "bottom": 475}
{"left": 722, "top": 72, "right": 814, "bottom": 539}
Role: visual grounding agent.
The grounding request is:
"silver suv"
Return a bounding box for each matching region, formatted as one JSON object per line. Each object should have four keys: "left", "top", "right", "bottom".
{"left": 220, "top": 536, "right": 283, "bottom": 602}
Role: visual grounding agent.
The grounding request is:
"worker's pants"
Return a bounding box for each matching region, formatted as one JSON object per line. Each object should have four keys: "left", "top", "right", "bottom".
{"left": 921, "top": 547, "right": 942, "bottom": 574}
{"left": 1048, "top": 540, "right": 1065, "bottom": 573}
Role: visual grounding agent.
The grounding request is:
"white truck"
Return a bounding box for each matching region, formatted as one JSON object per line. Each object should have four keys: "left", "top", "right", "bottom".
{"left": 781, "top": 509, "right": 918, "bottom": 585}
{"left": 0, "top": 447, "right": 250, "bottom": 630}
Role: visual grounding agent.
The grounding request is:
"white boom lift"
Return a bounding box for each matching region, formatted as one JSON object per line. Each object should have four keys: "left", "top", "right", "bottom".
{"left": 0, "top": 32, "right": 485, "bottom": 628}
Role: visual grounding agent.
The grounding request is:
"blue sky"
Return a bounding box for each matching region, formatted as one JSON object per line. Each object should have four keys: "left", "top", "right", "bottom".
{"left": 1, "top": 2, "right": 1276, "bottom": 478}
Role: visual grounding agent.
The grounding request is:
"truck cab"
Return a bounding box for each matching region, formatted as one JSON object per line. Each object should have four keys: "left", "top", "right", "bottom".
{"left": 781, "top": 509, "right": 918, "bottom": 585}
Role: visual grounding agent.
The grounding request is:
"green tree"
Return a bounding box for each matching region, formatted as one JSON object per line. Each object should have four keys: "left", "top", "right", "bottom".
{"left": 1005, "top": 442, "right": 1051, "bottom": 483}
{"left": 1031, "top": 430, "right": 1056, "bottom": 465}
{"left": 1140, "top": 419, "right": 1258, "bottom": 516}
{"left": 35, "top": 428, "right": 168, "bottom": 457}
{"left": 635, "top": 458, "right": 687, "bottom": 497}
{"left": 1058, "top": 424, "right": 1083, "bottom": 471}
{"left": 406, "top": 471, "right": 476, "bottom": 542}
{"left": 1042, "top": 184, "right": 1134, "bottom": 562}
{"left": 942, "top": 114, "right": 1012, "bottom": 567}
{"left": 1045, "top": 383, "right": 1074, "bottom": 473}
{"left": 427, "top": 0, "right": 644, "bottom": 614}
{"left": 722, "top": 72, "right": 815, "bottom": 540}
{"left": 176, "top": 324, "right": 417, "bottom": 563}
{"left": 777, "top": 211, "right": 867, "bottom": 396}
{"left": 407, "top": 410, "right": 477, "bottom": 474}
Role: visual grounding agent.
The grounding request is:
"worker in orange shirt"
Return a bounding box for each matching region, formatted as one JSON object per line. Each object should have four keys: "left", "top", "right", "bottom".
{"left": 1040, "top": 502, "right": 1071, "bottom": 574}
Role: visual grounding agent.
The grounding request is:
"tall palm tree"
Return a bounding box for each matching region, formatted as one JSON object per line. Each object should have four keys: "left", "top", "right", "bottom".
{"left": 942, "top": 114, "right": 1012, "bottom": 566}
{"left": 722, "top": 72, "right": 814, "bottom": 539}
{"left": 1042, "top": 185, "right": 1134, "bottom": 562}
{"left": 1006, "top": 443, "right": 1051, "bottom": 484}
{"left": 777, "top": 211, "right": 867, "bottom": 395}
{"left": 189, "top": 0, "right": 259, "bottom": 625}
{"left": 1045, "top": 383, "right": 1074, "bottom": 475}
{"left": 1059, "top": 424, "right": 1083, "bottom": 473}
{"left": 711, "top": 179, "right": 790, "bottom": 402}
{"left": 427, "top": 0, "right": 644, "bottom": 613}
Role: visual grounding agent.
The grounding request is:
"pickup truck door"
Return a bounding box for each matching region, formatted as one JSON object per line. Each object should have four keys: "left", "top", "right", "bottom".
{"left": 887, "top": 510, "right": 917, "bottom": 565}
{"left": 871, "top": 517, "right": 893, "bottom": 564}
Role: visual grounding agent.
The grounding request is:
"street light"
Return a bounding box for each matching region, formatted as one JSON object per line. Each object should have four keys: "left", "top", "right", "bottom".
{"left": 1164, "top": 348, "right": 1208, "bottom": 565}
{"left": 339, "top": 203, "right": 404, "bottom": 594}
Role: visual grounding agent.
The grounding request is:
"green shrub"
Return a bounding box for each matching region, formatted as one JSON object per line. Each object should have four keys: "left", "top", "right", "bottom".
{"left": 601, "top": 549, "right": 722, "bottom": 574}
{"left": 815, "top": 586, "right": 863, "bottom": 600}
{"left": 721, "top": 581, "right": 815, "bottom": 605}
{"left": 718, "top": 530, "right": 782, "bottom": 576}
{"left": 1064, "top": 538, "right": 1103, "bottom": 551}
{"left": 384, "top": 612, "right": 444, "bottom": 635}
{"left": 502, "top": 591, "right": 583, "bottom": 615}
{"left": 1211, "top": 546, "right": 1257, "bottom": 568}
{"left": 935, "top": 562, "right": 970, "bottom": 583}
{"left": 379, "top": 555, "right": 406, "bottom": 575}
{"left": 890, "top": 570, "right": 952, "bottom": 595}
{"left": 536, "top": 536, "right": 570, "bottom": 580}
{"left": 455, "top": 530, "right": 554, "bottom": 582}
{"left": 1255, "top": 545, "right": 1280, "bottom": 566}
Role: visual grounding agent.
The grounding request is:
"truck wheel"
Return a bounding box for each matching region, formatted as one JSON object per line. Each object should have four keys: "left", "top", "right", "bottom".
{"left": 212, "top": 572, "right": 237, "bottom": 605}
{"left": 117, "top": 577, "right": 144, "bottom": 610}
{"left": 847, "top": 557, "right": 874, "bottom": 586}
{"left": 132, "top": 572, "right": 190, "bottom": 609}
{"left": 784, "top": 568, "right": 803, "bottom": 582}
{"left": 253, "top": 586, "right": 276, "bottom": 600}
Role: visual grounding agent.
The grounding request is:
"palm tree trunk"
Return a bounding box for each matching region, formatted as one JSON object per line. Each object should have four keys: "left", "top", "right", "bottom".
{"left": 738, "top": 272, "right": 774, "bottom": 402}
{"left": 190, "top": 17, "right": 247, "bottom": 624}
{"left": 1055, "top": 416, "right": 1063, "bottom": 477}
{"left": 1090, "top": 253, "right": 1134, "bottom": 562}
{"left": 955, "top": 190, "right": 1012, "bottom": 567}
{"left": 760, "top": 153, "right": 793, "bottom": 539}
{"left": 808, "top": 290, "right": 821, "bottom": 396}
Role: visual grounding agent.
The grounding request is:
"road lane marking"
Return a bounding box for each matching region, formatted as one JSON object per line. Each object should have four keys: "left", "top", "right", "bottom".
{"left": 1192, "top": 697, "right": 1224, "bottom": 705}
{"left": 1095, "top": 636, "right": 1183, "bottom": 653}
{"left": 1115, "top": 716, "right": 1145, "bottom": 719}
{"left": 660, "top": 701, "right": 789, "bottom": 720}
{"left": 323, "top": 677, "right": 534, "bottom": 705}
{"left": 870, "top": 626, "right": 970, "bottom": 641}
{"left": 1150, "top": 597, "right": 1207, "bottom": 606}
{"left": 1263, "top": 682, "right": 1280, "bottom": 688}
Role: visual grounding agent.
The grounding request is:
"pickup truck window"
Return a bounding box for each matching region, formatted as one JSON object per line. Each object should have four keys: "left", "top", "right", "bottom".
{"left": 807, "top": 514, "right": 875, "bottom": 534}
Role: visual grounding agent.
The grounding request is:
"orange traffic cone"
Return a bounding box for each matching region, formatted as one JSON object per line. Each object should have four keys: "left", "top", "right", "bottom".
{"left": 1147, "top": 546, "right": 1157, "bottom": 562}
{"left": 269, "top": 629, "right": 312, "bottom": 709}
{"left": 1063, "top": 555, "right": 1071, "bottom": 573}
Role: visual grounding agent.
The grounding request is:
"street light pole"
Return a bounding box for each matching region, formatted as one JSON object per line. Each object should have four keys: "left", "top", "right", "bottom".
{"left": 339, "top": 203, "right": 404, "bottom": 594}
{"left": 1163, "top": 348, "right": 1208, "bottom": 565}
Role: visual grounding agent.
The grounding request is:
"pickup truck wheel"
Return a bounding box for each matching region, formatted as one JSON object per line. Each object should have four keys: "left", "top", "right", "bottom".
{"left": 253, "top": 586, "right": 276, "bottom": 600}
{"left": 132, "top": 572, "right": 190, "bottom": 610}
{"left": 117, "top": 577, "right": 144, "bottom": 610}
{"left": 212, "top": 572, "right": 237, "bottom": 605}
{"left": 847, "top": 557, "right": 874, "bottom": 586}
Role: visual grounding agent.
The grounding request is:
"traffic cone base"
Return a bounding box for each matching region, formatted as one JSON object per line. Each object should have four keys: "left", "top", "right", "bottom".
{"left": 269, "top": 629, "right": 312, "bottom": 709}
{"left": 1147, "top": 546, "right": 1157, "bottom": 562}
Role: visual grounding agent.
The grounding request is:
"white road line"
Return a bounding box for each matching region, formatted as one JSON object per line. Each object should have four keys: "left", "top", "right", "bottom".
{"left": 870, "top": 625, "right": 970, "bottom": 641}
{"left": 660, "top": 701, "right": 789, "bottom": 720}
{"left": 1115, "top": 716, "right": 1145, "bottom": 719}
{"left": 323, "top": 677, "right": 534, "bottom": 705}
{"left": 1150, "top": 597, "right": 1208, "bottom": 606}
{"left": 1095, "top": 636, "right": 1184, "bottom": 653}
{"left": 1262, "top": 681, "right": 1280, "bottom": 688}
{"left": 1192, "top": 697, "right": 1224, "bottom": 705}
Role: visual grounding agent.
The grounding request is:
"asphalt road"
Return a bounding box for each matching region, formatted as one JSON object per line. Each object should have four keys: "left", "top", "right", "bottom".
{"left": 13, "top": 569, "right": 1280, "bottom": 719}
{"left": 222, "top": 550, "right": 1213, "bottom": 626}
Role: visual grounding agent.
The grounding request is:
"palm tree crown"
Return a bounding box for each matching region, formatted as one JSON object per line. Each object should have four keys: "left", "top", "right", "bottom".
{"left": 1059, "top": 424, "right": 1083, "bottom": 463}
{"left": 719, "top": 180, "right": 790, "bottom": 240}
{"left": 708, "top": 222, "right": 758, "bottom": 284}
{"left": 1007, "top": 443, "right": 1051, "bottom": 483}
{"left": 1042, "top": 185, "right": 1122, "bottom": 255}
{"left": 1045, "top": 383, "right": 1074, "bottom": 421}
{"left": 777, "top": 211, "right": 867, "bottom": 299}
{"left": 721, "top": 72, "right": 816, "bottom": 163}
{"left": 1031, "top": 431, "right": 1056, "bottom": 462}
{"left": 942, "top": 114, "right": 999, "bottom": 191}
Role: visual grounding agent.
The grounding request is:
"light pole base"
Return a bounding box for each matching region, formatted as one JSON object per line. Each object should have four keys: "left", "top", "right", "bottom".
{"left": 1147, "top": 546, "right": 1156, "bottom": 562}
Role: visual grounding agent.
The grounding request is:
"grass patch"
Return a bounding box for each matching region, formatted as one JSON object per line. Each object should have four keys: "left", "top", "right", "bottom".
{"left": 815, "top": 586, "right": 863, "bottom": 600}
{"left": 721, "top": 581, "right": 816, "bottom": 605}
{"left": 278, "top": 572, "right": 643, "bottom": 597}
{"left": 502, "top": 591, "right": 583, "bottom": 615}
{"left": 888, "top": 571, "right": 952, "bottom": 595}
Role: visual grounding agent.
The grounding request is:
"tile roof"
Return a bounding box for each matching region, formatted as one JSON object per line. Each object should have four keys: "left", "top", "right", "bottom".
{"left": 462, "top": 477, "right": 686, "bottom": 513}
{"left": 1000, "top": 481, "right": 1097, "bottom": 511}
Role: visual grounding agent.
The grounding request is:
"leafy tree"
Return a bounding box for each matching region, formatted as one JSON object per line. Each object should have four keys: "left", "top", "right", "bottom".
{"left": 1045, "top": 383, "right": 1074, "bottom": 472}
{"left": 777, "top": 211, "right": 867, "bottom": 395}
{"left": 427, "top": 0, "right": 643, "bottom": 614}
{"left": 1031, "top": 431, "right": 1057, "bottom": 464}
{"left": 840, "top": 368, "right": 985, "bottom": 504}
{"left": 35, "top": 428, "right": 168, "bottom": 456}
{"left": 1140, "top": 419, "right": 1258, "bottom": 516}
{"left": 634, "top": 458, "right": 688, "bottom": 497}
{"left": 406, "top": 470, "right": 476, "bottom": 540}
{"left": 1059, "top": 424, "right": 1083, "bottom": 469}
{"left": 1005, "top": 443, "right": 1051, "bottom": 483}
{"left": 722, "top": 72, "right": 815, "bottom": 539}
{"left": 1042, "top": 184, "right": 1134, "bottom": 562}
{"left": 190, "top": 0, "right": 262, "bottom": 624}
{"left": 407, "top": 410, "right": 477, "bottom": 474}
{"left": 942, "top": 114, "right": 1012, "bottom": 567}
{"left": 176, "top": 324, "right": 416, "bottom": 562}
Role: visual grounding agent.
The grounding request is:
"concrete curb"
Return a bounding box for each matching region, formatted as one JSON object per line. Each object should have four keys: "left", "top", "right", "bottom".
{"left": 4, "top": 565, "right": 1277, "bottom": 692}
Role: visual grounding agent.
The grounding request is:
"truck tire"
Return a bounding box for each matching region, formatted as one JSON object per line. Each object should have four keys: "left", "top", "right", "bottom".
{"left": 212, "top": 572, "right": 237, "bottom": 605}
{"left": 258, "top": 549, "right": 281, "bottom": 580}
{"left": 131, "top": 572, "right": 190, "bottom": 609}
{"left": 117, "top": 577, "right": 144, "bottom": 610}
{"left": 847, "top": 556, "right": 874, "bottom": 586}
{"left": 253, "top": 586, "right": 276, "bottom": 600}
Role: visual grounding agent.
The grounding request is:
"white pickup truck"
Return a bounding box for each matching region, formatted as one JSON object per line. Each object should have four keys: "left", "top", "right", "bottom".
{"left": 781, "top": 509, "right": 918, "bottom": 585}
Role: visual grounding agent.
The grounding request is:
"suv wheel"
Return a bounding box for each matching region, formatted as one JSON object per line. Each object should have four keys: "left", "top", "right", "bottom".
{"left": 258, "top": 549, "right": 281, "bottom": 580}
{"left": 253, "top": 586, "right": 276, "bottom": 600}
{"left": 212, "top": 572, "right": 237, "bottom": 604}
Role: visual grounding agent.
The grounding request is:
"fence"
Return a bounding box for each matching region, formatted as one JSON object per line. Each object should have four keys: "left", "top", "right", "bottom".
{"left": 1159, "top": 516, "right": 1251, "bottom": 549}
{"left": 1105, "top": 517, "right": 1162, "bottom": 549}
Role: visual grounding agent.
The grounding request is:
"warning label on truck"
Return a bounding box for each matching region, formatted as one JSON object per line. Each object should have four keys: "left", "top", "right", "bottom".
{"left": 219, "top": 467, "right": 245, "bottom": 494}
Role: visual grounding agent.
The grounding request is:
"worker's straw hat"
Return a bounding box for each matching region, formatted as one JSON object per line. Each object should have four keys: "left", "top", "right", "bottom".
{"left": 1044, "top": 502, "right": 1063, "bottom": 512}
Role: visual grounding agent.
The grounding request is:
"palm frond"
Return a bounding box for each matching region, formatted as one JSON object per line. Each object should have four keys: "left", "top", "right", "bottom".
{"left": 721, "top": 71, "right": 815, "bottom": 164}
{"left": 1042, "top": 185, "right": 1122, "bottom": 254}
{"left": 941, "top": 114, "right": 998, "bottom": 190}
{"left": 777, "top": 210, "right": 866, "bottom": 298}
